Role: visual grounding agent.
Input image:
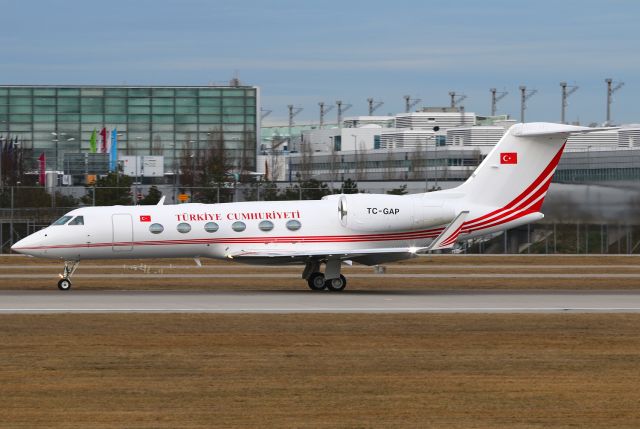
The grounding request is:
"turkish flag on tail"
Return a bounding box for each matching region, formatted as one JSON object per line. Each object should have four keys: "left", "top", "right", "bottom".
{"left": 500, "top": 152, "right": 518, "bottom": 164}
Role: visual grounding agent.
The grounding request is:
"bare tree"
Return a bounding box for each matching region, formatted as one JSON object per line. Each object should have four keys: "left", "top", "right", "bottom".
{"left": 192, "top": 128, "right": 234, "bottom": 203}
{"left": 409, "top": 147, "right": 423, "bottom": 180}
{"left": 384, "top": 149, "right": 395, "bottom": 181}
{"left": 355, "top": 141, "right": 368, "bottom": 181}
{"left": 328, "top": 140, "right": 339, "bottom": 189}
{"left": 178, "top": 135, "right": 196, "bottom": 189}
{"left": 267, "top": 133, "right": 287, "bottom": 181}
{"left": 1, "top": 137, "right": 30, "bottom": 186}
{"left": 151, "top": 135, "right": 163, "bottom": 155}
{"left": 298, "top": 137, "right": 314, "bottom": 181}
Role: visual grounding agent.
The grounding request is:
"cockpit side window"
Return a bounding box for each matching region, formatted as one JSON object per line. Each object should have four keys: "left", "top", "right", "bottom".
{"left": 52, "top": 215, "right": 73, "bottom": 226}
{"left": 68, "top": 216, "right": 84, "bottom": 226}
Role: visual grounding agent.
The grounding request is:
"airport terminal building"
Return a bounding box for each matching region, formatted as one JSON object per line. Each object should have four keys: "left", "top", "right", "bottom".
{"left": 0, "top": 84, "right": 259, "bottom": 182}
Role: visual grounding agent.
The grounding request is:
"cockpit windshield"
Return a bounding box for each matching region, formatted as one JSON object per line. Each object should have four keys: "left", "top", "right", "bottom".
{"left": 52, "top": 215, "right": 73, "bottom": 226}
{"left": 68, "top": 216, "right": 84, "bottom": 226}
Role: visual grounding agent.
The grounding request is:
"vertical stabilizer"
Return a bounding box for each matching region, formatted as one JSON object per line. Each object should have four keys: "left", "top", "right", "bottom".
{"left": 457, "top": 123, "right": 611, "bottom": 210}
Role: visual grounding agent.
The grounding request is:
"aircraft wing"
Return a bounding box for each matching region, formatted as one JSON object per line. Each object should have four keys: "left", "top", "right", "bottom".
{"left": 229, "top": 212, "right": 471, "bottom": 265}
{"left": 228, "top": 247, "right": 418, "bottom": 266}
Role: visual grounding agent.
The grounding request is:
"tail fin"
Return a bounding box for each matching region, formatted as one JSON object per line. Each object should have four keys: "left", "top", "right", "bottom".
{"left": 457, "top": 122, "right": 613, "bottom": 210}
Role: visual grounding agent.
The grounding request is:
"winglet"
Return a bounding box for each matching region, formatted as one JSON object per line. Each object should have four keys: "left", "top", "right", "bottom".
{"left": 426, "top": 211, "right": 469, "bottom": 251}
{"left": 157, "top": 196, "right": 166, "bottom": 206}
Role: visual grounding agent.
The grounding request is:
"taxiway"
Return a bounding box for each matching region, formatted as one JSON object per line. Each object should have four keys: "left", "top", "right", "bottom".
{"left": 2, "top": 290, "right": 640, "bottom": 313}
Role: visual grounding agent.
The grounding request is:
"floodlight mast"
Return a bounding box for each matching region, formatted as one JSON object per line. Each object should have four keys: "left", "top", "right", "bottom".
{"left": 336, "top": 100, "right": 352, "bottom": 128}
{"left": 367, "top": 98, "right": 384, "bottom": 116}
{"left": 287, "top": 104, "right": 303, "bottom": 146}
{"left": 318, "top": 102, "right": 334, "bottom": 129}
{"left": 605, "top": 78, "right": 624, "bottom": 125}
{"left": 449, "top": 91, "right": 467, "bottom": 108}
{"left": 490, "top": 88, "right": 508, "bottom": 116}
{"left": 519, "top": 85, "right": 538, "bottom": 123}
{"left": 403, "top": 95, "right": 422, "bottom": 113}
{"left": 560, "top": 82, "right": 579, "bottom": 124}
{"left": 260, "top": 108, "right": 272, "bottom": 125}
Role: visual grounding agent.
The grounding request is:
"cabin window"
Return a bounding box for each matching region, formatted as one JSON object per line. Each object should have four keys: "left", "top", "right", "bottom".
{"left": 177, "top": 222, "right": 191, "bottom": 233}
{"left": 286, "top": 220, "right": 302, "bottom": 231}
{"left": 258, "top": 220, "right": 274, "bottom": 232}
{"left": 204, "top": 222, "right": 219, "bottom": 233}
{"left": 52, "top": 215, "right": 72, "bottom": 226}
{"left": 231, "top": 221, "right": 246, "bottom": 232}
{"left": 68, "top": 216, "right": 84, "bottom": 225}
{"left": 149, "top": 223, "right": 164, "bottom": 234}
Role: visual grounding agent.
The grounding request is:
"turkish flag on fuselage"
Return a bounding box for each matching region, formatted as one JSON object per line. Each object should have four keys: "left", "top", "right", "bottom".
{"left": 140, "top": 215, "right": 151, "bottom": 222}
{"left": 500, "top": 152, "right": 518, "bottom": 164}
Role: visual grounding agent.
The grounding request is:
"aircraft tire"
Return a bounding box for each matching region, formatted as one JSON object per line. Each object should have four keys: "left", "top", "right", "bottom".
{"left": 57, "top": 278, "right": 72, "bottom": 291}
{"left": 325, "top": 275, "right": 347, "bottom": 292}
{"left": 307, "top": 272, "right": 326, "bottom": 291}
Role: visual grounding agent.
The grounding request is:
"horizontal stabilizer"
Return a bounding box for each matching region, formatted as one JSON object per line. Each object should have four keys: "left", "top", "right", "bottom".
{"left": 425, "top": 211, "right": 469, "bottom": 251}
{"left": 513, "top": 122, "right": 618, "bottom": 137}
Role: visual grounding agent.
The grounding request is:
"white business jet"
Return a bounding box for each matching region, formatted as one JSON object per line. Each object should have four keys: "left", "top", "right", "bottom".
{"left": 12, "top": 122, "right": 611, "bottom": 291}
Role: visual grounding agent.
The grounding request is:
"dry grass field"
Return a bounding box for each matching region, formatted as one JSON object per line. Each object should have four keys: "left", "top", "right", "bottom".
{"left": 2, "top": 255, "right": 640, "bottom": 428}
{"left": 1, "top": 313, "right": 640, "bottom": 428}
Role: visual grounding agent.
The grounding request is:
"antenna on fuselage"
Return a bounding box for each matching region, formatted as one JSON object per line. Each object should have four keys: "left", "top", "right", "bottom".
{"left": 157, "top": 196, "right": 166, "bottom": 206}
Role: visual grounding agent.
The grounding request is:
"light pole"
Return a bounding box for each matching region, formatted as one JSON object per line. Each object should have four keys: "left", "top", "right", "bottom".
{"left": 423, "top": 133, "right": 437, "bottom": 192}
{"left": 172, "top": 141, "right": 178, "bottom": 203}
{"left": 434, "top": 135, "right": 439, "bottom": 189}
{"left": 430, "top": 126, "right": 441, "bottom": 190}
{"left": 424, "top": 135, "right": 431, "bottom": 192}
{"left": 351, "top": 134, "right": 357, "bottom": 180}
{"left": 64, "top": 137, "right": 74, "bottom": 176}
{"left": 587, "top": 145, "right": 592, "bottom": 182}
{"left": 188, "top": 139, "right": 197, "bottom": 188}
{"left": 51, "top": 132, "right": 67, "bottom": 171}
{"left": 0, "top": 135, "right": 4, "bottom": 186}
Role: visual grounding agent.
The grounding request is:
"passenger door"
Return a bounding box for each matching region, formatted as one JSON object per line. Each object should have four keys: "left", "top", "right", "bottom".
{"left": 112, "top": 214, "right": 133, "bottom": 252}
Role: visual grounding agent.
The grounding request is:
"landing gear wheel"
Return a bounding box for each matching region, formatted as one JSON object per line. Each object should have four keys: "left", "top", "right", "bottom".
{"left": 57, "top": 278, "right": 72, "bottom": 291}
{"left": 326, "top": 275, "right": 347, "bottom": 292}
{"left": 307, "top": 272, "right": 326, "bottom": 291}
{"left": 57, "top": 260, "right": 79, "bottom": 291}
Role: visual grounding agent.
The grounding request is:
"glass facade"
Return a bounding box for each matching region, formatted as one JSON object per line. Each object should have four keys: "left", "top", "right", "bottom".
{"left": 0, "top": 85, "right": 259, "bottom": 175}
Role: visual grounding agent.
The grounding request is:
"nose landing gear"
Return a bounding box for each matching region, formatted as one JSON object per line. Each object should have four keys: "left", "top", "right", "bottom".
{"left": 57, "top": 260, "right": 80, "bottom": 291}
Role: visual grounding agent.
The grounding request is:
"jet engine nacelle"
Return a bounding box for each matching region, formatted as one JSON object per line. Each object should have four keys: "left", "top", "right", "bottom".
{"left": 337, "top": 194, "right": 454, "bottom": 232}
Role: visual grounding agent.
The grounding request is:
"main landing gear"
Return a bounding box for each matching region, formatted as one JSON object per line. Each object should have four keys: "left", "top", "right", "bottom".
{"left": 303, "top": 259, "right": 347, "bottom": 292}
{"left": 57, "top": 260, "right": 79, "bottom": 291}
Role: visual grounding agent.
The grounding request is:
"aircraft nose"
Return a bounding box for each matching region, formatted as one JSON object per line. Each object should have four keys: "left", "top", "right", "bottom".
{"left": 11, "top": 238, "right": 26, "bottom": 254}
{"left": 11, "top": 234, "right": 39, "bottom": 255}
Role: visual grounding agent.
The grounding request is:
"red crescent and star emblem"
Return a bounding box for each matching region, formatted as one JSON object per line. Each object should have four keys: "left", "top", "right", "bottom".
{"left": 500, "top": 152, "right": 518, "bottom": 164}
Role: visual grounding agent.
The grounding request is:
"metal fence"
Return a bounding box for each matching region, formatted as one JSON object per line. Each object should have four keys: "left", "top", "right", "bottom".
{"left": 1, "top": 184, "right": 639, "bottom": 254}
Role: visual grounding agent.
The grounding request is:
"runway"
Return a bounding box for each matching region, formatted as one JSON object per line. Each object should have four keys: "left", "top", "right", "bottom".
{"left": 3, "top": 290, "right": 640, "bottom": 313}
{"left": 3, "top": 273, "right": 640, "bottom": 279}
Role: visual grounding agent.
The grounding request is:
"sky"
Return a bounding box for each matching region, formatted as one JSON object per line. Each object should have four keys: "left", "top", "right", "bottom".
{"left": 2, "top": 0, "right": 639, "bottom": 125}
